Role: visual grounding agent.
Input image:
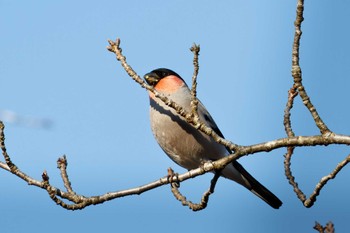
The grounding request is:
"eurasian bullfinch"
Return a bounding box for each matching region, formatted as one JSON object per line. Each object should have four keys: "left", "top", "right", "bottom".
{"left": 144, "top": 68, "right": 282, "bottom": 209}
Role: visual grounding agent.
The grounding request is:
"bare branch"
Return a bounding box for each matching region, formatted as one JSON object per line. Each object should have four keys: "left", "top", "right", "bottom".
{"left": 168, "top": 167, "right": 220, "bottom": 211}
{"left": 314, "top": 222, "right": 325, "bottom": 233}
{"left": 325, "top": 222, "right": 335, "bottom": 233}
{"left": 1, "top": 121, "right": 45, "bottom": 187}
{"left": 190, "top": 43, "right": 200, "bottom": 123}
{"left": 4, "top": 113, "right": 349, "bottom": 210}
{"left": 282, "top": 0, "right": 349, "bottom": 209}
{"left": 57, "top": 155, "right": 75, "bottom": 194}
{"left": 314, "top": 221, "right": 335, "bottom": 233}
{"left": 305, "top": 154, "right": 350, "bottom": 207}
{"left": 284, "top": 85, "right": 298, "bottom": 138}
{"left": 283, "top": 85, "right": 307, "bottom": 202}
{"left": 284, "top": 136, "right": 350, "bottom": 207}
{"left": 291, "top": 0, "right": 331, "bottom": 135}
{"left": 284, "top": 147, "right": 307, "bottom": 202}
{"left": 0, "top": 161, "right": 10, "bottom": 171}
{"left": 1, "top": 0, "right": 349, "bottom": 214}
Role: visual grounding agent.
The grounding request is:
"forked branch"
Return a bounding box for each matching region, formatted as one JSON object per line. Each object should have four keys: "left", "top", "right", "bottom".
{"left": 283, "top": 0, "right": 349, "bottom": 208}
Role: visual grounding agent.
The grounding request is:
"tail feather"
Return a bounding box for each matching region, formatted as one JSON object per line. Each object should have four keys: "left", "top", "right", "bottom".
{"left": 232, "top": 161, "right": 282, "bottom": 209}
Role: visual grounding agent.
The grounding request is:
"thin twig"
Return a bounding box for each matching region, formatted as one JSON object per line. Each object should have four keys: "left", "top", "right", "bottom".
{"left": 0, "top": 161, "right": 10, "bottom": 171}
{"left": 325, "top": 222, "right": 335, "bottom": 233}
{"left": 168, "top": 167, "right": 220, "bottom": 211}
{"left": 284, "top": 85, "right": 298, "bottom": 138}
{"left": 0, "top": 123, "right": 10, "bottom": 171}
{"left": 57, "top": 155, "right": 75, "bottom": 194}
{"left": 305, "top": 154, "right": 350, "bottom": 207}
{"left": 291, "top": 0, "right": 331, "bottom": 135}
{"left": 285, "top": 148, "right": 350, "bottom": 208}
{"left": 284, "top": 147, "right": 307, "bottom": 202}
{"left": 283, "top": 85, "right": 307, "bottom": 202}
{"left": 1, "top": 121, "right": 45, "bottom": 186}
{"left": 314, "top": 221, "right": 335, "bottom": 233}
{"left": 190, "top": 43, "right": 200, "bottom": 124}
{"left": 314, "top": 222, "right": 325, "bottom": 233}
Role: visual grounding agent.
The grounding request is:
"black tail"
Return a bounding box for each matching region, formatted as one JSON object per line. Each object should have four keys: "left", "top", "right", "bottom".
{"left": 232, "top": 161, "right": 282, "bottom": 209}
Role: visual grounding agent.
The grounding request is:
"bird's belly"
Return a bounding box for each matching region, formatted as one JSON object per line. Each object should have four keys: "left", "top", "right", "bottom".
{"left": 150, "top": 105, "right": 226, "bottom": 170}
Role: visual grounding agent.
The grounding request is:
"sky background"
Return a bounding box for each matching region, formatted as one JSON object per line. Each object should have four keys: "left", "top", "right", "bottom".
{"left": 1, "top": 1, "right": 350, "bottom": 232}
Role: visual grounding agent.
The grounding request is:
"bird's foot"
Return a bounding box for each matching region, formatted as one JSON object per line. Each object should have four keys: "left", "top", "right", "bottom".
{"left": 167, "top": 167, "right": 180, "bottom": 188}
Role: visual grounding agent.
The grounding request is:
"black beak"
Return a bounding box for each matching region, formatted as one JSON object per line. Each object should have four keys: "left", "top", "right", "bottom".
{"left": 144, "top": 72, "right": 160, "bottom": 86}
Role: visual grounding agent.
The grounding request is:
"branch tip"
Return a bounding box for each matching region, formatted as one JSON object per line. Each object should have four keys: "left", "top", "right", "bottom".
{"left": 42, "top": 170, "right": 49, "bottom": 182}
{"left": 57, "top": 155, "right": 67, "bottom": 168}
{"left": 190, "top": 43, "right": 200, "bottom": 53}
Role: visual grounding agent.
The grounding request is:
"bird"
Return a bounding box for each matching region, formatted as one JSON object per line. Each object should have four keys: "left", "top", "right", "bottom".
{"left": 144, "top": 68, "right": 282, "bottom": 209}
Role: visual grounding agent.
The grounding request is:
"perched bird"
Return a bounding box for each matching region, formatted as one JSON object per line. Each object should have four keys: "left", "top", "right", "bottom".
{"left": 144, "top": 68, "right": 282, "bottom": 209}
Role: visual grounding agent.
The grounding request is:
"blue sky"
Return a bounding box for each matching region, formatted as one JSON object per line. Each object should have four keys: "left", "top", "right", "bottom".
{"left": 1, "top": 1, "right": 350, "bottom": 232}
